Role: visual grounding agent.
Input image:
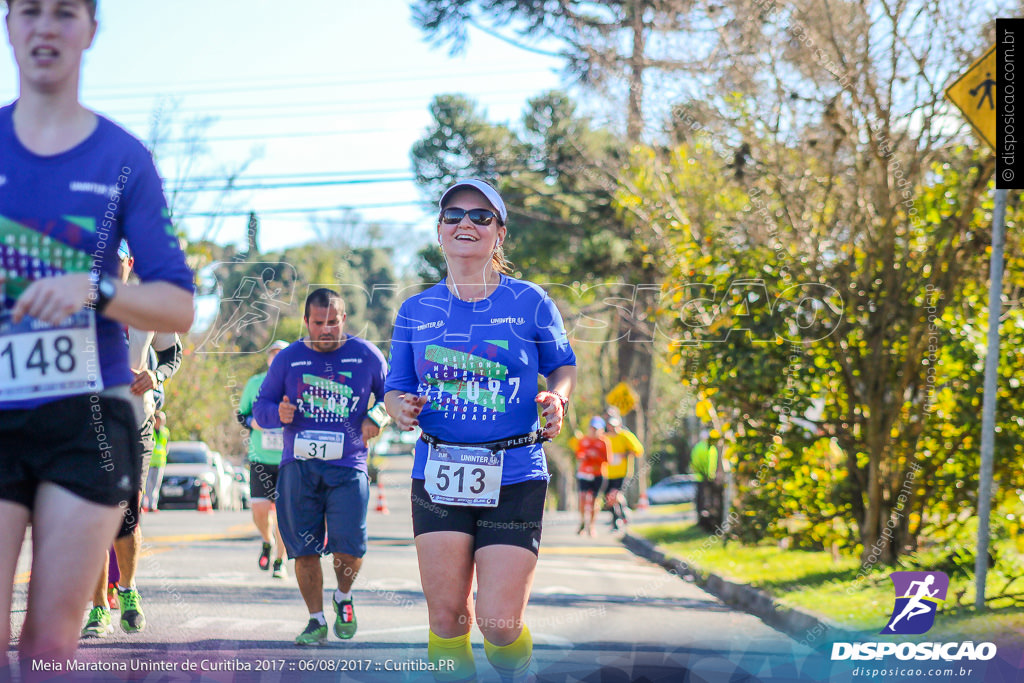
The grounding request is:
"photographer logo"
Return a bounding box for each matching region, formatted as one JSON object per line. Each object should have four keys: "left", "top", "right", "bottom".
{"left": 882, "top": 571, "right": 949, "bottom": 635}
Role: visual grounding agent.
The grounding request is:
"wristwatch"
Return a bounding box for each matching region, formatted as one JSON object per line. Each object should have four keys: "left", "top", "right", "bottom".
{"left": 89, "top": 271, "right": 117, "bottom": 314}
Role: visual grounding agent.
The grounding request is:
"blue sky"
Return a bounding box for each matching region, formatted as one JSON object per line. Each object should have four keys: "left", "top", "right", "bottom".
{"left": 1, "top": 0, "right": 567, "bottom": 261}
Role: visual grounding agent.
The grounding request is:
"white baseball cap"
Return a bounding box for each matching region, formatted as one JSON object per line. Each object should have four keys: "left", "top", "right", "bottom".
{"left": 268, "top": 340, "right": 289, "bottom": 353}
{"left": 439, "top": 179, "right": 507, "bottom": 225}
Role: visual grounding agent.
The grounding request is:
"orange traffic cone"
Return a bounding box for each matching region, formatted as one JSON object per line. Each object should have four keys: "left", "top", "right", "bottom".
{"left": 637, "top": 493, "right": 650, "bottom": 511}
{"left": 375, "top": 481, "right": 389, "bottom": 514}
{"left": 197, "top": 481, "right": 214, "bottom": 513}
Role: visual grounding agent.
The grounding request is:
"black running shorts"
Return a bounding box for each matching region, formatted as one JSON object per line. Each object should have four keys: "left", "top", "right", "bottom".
{"left": 0, "top": 394, "right": 140, "bottom": 510}
{"left": 117, "top": 414, "right": 153, "bottom": 538}
{"left": 577, "top": 474, "right": 604, "bottom": 495}
{"left": 411, "top": 478, "right": 547, "bottom": 556}
{"left": 249, "top": 462, "right": 280, "bottom": 501}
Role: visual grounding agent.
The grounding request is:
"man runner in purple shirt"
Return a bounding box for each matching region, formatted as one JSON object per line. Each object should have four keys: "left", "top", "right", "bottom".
{"left": 253, "top": 288, "right": 389, "bottom": 646}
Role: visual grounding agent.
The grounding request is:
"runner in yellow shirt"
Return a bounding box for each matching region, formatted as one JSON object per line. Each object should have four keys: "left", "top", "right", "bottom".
{"left": 604, "top": 415, "right": 643, "bottom": 530}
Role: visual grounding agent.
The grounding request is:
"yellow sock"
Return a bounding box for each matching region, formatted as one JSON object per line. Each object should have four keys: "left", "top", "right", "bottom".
{"left": 428, "top": 630, "right": 476, "bottom": 682}
{"left": 483, "top": 625, "right": 533, "bottom": 682}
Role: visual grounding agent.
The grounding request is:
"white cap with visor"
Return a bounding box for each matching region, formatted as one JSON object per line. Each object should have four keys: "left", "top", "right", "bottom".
{"left": 439, "top": 179, "right": 507, "bottom": 225}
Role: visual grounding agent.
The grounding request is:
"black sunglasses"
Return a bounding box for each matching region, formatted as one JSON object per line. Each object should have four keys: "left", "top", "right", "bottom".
{"left": 440, "top": 207, "right": 501, "bottom": 226}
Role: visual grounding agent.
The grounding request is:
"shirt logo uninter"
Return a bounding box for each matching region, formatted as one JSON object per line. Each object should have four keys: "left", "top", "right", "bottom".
{"left": 70, "top": 181, "right": 116, "bottom": 196}
{"left": 490, "top": 316, "right": 525, "bottom": 325}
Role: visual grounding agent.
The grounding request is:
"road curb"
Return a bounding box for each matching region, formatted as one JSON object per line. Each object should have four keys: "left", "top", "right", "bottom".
{"left": 621, "top": 532, "right": 861, "bottom": 648}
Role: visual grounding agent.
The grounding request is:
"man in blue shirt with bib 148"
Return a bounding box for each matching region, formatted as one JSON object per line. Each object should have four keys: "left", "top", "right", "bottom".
{"left": 253, "top": 288, "right": 389, "bottom": 646}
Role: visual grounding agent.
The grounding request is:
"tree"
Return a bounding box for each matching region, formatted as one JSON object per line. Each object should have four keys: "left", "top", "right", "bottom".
{"left": 146, "top": 98, "right": 261, "bottom": 244}
{"left": 413, "top": 0, "right": 708, "bottom": 140}
{"left": 617, "top": 0, "right": 1023, "bottom": 563}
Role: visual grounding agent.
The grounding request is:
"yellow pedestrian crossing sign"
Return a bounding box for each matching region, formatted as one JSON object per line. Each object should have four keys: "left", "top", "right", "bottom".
{"left": 945, "top": 44, "right": 997, "bottom": 150}
{"left": 605, "top": 382, "right": 639, "bottom": 415}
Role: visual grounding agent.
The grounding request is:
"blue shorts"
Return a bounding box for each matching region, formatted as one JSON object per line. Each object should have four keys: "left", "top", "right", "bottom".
{"left": 276, "top": 460, "right": 369, "bottom": 559}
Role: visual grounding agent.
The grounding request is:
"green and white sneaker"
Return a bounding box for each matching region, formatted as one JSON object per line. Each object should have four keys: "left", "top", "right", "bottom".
{"left": 81, "top": 606, "right": 113, "bottom": 638}
{"left": 295, "top": 618, "right": 328, "bottom": 646}
{"left": 118, "top": 587, "right": 146, "bottom": 633}
{"left": 272, "top": 559, "right": 287, "bottom": 579}
{"left": 333, "top": 596, "right": 357, "bottom": 640}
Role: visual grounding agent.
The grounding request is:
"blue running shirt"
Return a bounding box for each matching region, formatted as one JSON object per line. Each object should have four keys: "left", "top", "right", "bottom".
{"left": 385, "top": 275, "right": 576, "bottom": 485}
{"left": 253, "top": 336, "right": 388, "bottom": 471}
{"left": 0, "top": 104, "right": 194, "bottom": 410}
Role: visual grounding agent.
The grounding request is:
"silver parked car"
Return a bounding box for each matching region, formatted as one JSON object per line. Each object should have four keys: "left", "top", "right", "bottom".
{"left": 646, "top": 474, "right": 699, "bottom": 505}
{"left": 160, "top": 441, "right": 232, "bottom": 510}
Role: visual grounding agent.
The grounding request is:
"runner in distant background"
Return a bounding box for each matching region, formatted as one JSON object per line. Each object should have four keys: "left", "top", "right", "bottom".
{"left": 575, "top": 416, "right": 611, "bottom": 538}
{"left": 144, "top": 411, "right": 169, "bottom": 512}
{"left": 82, "top": 243, "right": 183, "bottom": 639}
{"left": 238, "top": 340, "right": 289, "bottom": 578}
{"left": 603, "top": 412, "right": 643, "bottom": 530}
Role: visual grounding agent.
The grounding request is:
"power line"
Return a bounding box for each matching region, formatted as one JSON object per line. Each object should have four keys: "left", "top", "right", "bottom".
{"left": 101, "top": 89, "right": 544, "bottom": 121}
{"left": 172, "top": 168, "right": 412, "bottom": 183}
{"left": 84, "top": 68, "right": 559, "bottom": 102}
{"left": 157, "top": 127, "right": 402, "bottom": 144}
{"left": 179, "top": 200, "right": 429, "bottom": 218}
{"left": 258, "top": 214, "right": 430, "bottom": 225}
{"left": 154, "top": 127, "right": 419, "bottom": 145}
{"left": 168, "top": 176, "right": 415, "bottom": 192}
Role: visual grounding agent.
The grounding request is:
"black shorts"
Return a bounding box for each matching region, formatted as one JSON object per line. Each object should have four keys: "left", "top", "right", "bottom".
{"left": 577, "top": 475, "right": 604, "bottom": 495}
{"left": 250, "top": 462, "right": 279, "bottom": 501}
{"left": 0, "top": 394, "right": 140, "bottom": 511}
{"left": 411, "top": 478, "right": 546, "bottom": 556}
{"left": 117, "top": 415, "right": 153, "bottom": 539}
{"left": 605, "top": 477, "right": 625, "bottom": 492}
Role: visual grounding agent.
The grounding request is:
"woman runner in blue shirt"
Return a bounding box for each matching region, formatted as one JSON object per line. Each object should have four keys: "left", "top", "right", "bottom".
{"left": 385, "top": 179, "right": 576, "bottom": 683}
{"left": 0, "top": 0, "right": 194, "bottom": 676}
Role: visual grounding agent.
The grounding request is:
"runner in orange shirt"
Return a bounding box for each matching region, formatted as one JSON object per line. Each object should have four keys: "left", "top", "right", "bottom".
{"left": 575, "top": 417, "right": 612, "bottom": 537}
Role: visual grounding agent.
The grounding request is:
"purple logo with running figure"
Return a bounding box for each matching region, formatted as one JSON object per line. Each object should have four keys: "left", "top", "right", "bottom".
{"left": 882, "top": 571, "right": 949, "bottom": 635}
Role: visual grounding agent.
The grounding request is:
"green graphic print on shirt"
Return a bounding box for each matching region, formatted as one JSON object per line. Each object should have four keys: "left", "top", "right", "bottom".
{"left": 421, "top": 340, "right": 518, "bottom": 418}
{"left": 299, "top": 372, "right": 358, "bottom": 420}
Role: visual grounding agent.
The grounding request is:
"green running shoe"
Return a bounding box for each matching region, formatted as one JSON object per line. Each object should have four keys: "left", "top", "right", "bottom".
{"left": 81, "top": 606, "right": 113, "bottom": 638}
{"left": 333, "top": 596, "right": 357, "bottom": 640}
{"left": 295, "top": 618, "right": 327, "bottom": 646}
{"left": 272, "top": 558, "right": 287, "bottom": 579}
{"left": 118, "top": 587, "right": 146, "bottom": 633}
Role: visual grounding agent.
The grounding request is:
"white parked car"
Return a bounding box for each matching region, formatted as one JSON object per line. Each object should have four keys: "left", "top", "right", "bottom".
{"left": 209, "top": 451, "right": 241, "bottom": 511}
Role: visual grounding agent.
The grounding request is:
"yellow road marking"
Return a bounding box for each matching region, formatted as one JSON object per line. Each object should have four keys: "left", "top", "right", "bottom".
{"left": 540, "top": 546, "right": 626, "bottom": 555}
{"left": 146, "top": 523, "right": 257, "bottom": 545}
{"left": 13, "top": 525, "right": 256, "bottom": 585}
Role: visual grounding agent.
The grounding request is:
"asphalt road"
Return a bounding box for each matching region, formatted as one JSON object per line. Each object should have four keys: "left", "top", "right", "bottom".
{"left": 9, "top": 456, "right": 830, "bottom": 682}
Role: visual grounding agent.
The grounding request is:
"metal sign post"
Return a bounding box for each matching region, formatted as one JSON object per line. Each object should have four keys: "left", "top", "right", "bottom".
{"left": 945, "top": 42, "right": 1004, "bottom": 610}
{"left": 974, "top": 188, "right": 1006, "bottom": 609}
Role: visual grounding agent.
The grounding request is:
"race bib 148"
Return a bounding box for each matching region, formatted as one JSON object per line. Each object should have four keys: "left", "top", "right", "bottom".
{"left": 0, "top": 310, "right": 102, "bottom": 401}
